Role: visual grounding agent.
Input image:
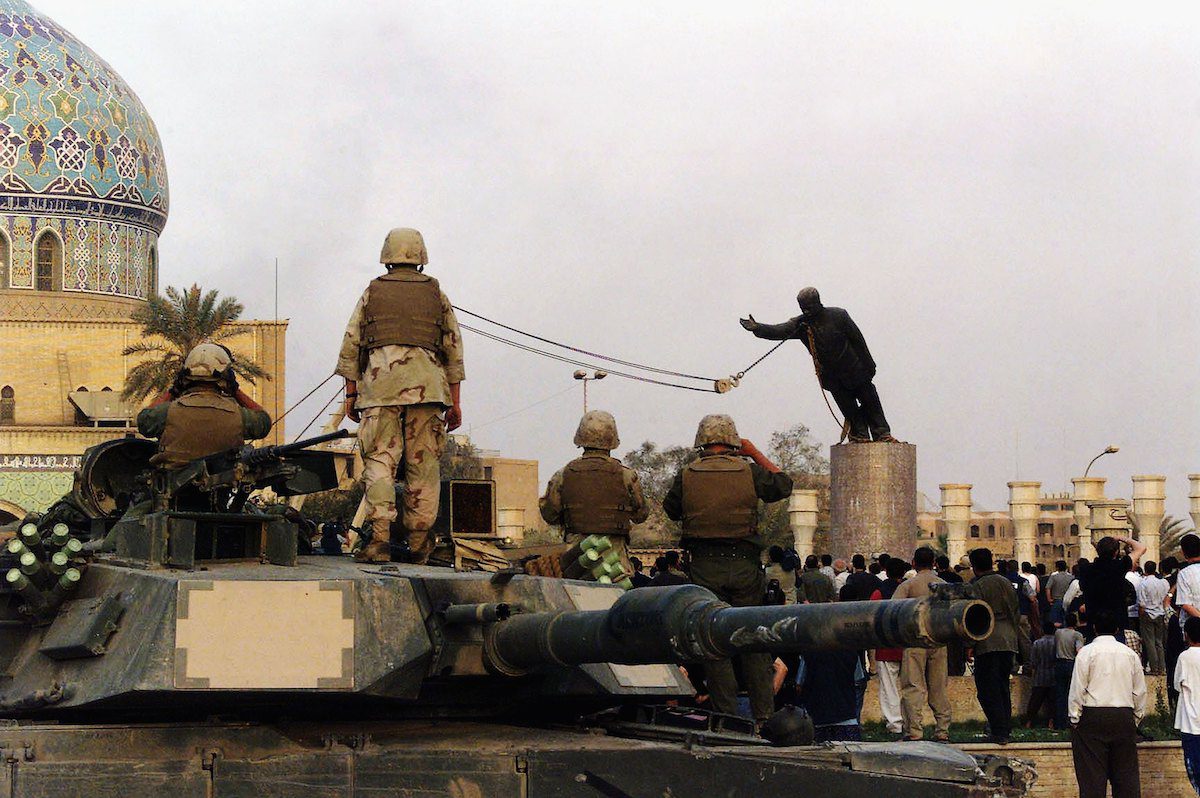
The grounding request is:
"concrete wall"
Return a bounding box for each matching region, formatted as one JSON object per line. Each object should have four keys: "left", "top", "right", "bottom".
{"left": 480, "top": 456, "right": 545, "bottom": 541}
{"left": 956, "top": 742, "right": 1187, "bottom": 798}
{"left": 862, "top": 673, "right": 1168, "bottom": 725}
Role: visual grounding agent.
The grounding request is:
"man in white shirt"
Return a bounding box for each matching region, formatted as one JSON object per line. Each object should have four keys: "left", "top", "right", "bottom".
{"left": 1123, "top": 556, "right": 1143, "bottom": 630}
{"left": 1137, "top": 561, "right": 1169, "bottom": 675}
{"left": 832, "top": 559, "right": 849, "bottom": 595}
{"left": 1173, "top": 616, "right": 1200, "bottom": 795}
{"left": 1067, "top": 609, "right": 1147, "bottom": 798}
{"left": 1176, "top": 536, "right": 1200, "bottom": 633}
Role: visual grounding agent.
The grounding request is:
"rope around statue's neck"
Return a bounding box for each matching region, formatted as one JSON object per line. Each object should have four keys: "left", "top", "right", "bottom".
{"left": 805, "top": 325, "right": 850, "bottom": 444}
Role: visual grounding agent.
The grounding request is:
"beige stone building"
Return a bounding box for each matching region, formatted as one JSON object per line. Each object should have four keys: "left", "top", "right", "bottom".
{"left": 917, "top": 492, "right": 1079, "bottom": 563}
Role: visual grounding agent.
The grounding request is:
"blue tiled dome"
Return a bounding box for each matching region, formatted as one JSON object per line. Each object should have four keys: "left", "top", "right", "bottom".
{"left": 0, "top": 0, "right": 168, "bottom": 300}
{"left": 0, "top": 0, "right": 167, "bottom": 233}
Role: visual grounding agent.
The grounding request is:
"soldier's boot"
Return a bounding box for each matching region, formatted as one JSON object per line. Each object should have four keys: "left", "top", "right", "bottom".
{"left": 354, "top": 522, "right": 392, "bottom": 563}
{"left": 875, "top": 434, "right": 899, "bottom": 443}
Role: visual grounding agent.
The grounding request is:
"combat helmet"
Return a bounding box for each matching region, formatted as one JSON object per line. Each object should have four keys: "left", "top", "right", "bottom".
{"left": 693, "top": 414, "right": 740, "bottom": 448}
{"left": 182, "top": 343, "right": 234, "bottom": 383}
{"left": 380, "top": 228, "right": 428, "bottom": 266}
{"left": 573, "top": 410, "right": 619, "bottom": 450}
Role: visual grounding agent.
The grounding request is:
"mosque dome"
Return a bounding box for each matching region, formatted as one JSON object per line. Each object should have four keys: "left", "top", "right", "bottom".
{"left": 0, "top": 0, "right": 167, "bottom": 304}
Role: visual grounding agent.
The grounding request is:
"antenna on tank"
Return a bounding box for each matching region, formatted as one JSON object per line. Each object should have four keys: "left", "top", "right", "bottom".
{"left": 274, "top": 256, "right": 280, "bottom": 442}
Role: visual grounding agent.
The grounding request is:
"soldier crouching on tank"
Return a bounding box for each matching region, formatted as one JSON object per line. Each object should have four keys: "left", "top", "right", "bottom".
{"left": 336, "top": 228, "right": 465, "bottom": 564}
{"left": 137, "top": 343, "right": 272, "bottom": 469}
{"left": 663, "top": 414, "right": 793, "bottom": 725}
{"left": 539, "top": 411, "right": 649, "bottom": 575}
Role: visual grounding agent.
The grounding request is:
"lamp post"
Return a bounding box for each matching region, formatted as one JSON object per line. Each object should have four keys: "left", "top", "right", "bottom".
{"left": 1083, "top": 445, "right": 1119, "bottom": 478}
{"left": 1072, "top": 446, "right": 1117, "bottom": 561}
{"left": 573, "top": 369, "right": 607, "bottom": 413}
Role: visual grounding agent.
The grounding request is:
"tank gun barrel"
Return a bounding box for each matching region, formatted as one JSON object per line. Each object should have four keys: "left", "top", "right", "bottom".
{"left": 483, "top": 582, "right": 991, "bottom": 676}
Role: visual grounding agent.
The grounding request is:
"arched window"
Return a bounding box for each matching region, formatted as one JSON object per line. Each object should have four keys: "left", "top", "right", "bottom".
{"left": 34, "top": 231, "right": 61, "bottom": 292}
{"left": 0, "top": 386, "right": 13, "bottom": 425}
{"left": 0, "top": 231, "right": 8, "bottom": 290}
{"left": 1069, "top": 523, "right": 1079, "bottom": 536}
{"left": 147, "top": 245, "right": 157, "bottom": 295}
{"left": 987, "top": 524, "right": 996, "bottom": 538}
{"left": 970, "top": 524, "right": 980, "bottom": 538}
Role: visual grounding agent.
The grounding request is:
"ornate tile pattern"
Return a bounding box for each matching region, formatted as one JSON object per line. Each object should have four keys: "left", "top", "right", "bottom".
{"left": 0, "top": 0, "right": 167, "bottom": 299}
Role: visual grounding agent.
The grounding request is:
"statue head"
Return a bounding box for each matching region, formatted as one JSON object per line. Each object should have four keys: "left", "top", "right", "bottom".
{"left": 796, "top": 286, "right": 822, "bottom": 315}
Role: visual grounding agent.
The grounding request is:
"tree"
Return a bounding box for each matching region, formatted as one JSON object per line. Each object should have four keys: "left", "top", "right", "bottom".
{"left": 622, "top": 441, "right": 698, "bottom": 545}
{"left": 441, "top": 435, "right": 484, "bottom": 479}
{"left": 1148, "top": 515, "right": 1196, "bottom": 561}
{"left": 767, "top": 423, "right": 829, "bottom": 476}
{"left": 121, "top": 284, "right": 271, "bottom": 402}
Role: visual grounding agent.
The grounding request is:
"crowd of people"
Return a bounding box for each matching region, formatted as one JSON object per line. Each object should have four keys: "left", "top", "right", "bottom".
{"left": 629, "top": 533, "right": 1200, "bottom": 798}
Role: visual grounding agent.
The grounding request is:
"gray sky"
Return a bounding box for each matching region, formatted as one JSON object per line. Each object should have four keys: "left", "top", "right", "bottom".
{"left": 44, "top": 1, "right": 1200, "bottom": 519}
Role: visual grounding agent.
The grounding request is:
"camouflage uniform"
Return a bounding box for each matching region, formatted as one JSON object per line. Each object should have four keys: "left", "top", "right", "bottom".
{"left": 662, "top": 414, "right": 794, "bottom": 723}
{"left": 336, "top": 249, "right": 465, "bottom": 562}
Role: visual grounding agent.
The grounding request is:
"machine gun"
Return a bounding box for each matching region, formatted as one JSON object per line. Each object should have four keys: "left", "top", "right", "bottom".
{"left": 102, "top": 429, "right": 352, "bottom": 569}
{"left": 154, "top": 429, "right": 351, "bottom": 511}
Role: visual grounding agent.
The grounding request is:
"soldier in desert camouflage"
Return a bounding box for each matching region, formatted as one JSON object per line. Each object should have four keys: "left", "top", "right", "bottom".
{"left": 539, "top": 410, "right": 648, "bottom": 575}
{"left": 336, "top": 228, "right": 464, "bottom": 564}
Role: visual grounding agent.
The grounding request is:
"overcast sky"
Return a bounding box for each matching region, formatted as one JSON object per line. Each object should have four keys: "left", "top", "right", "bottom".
{"left": 43, "top": 1, "right": 1200, "bottom": 519}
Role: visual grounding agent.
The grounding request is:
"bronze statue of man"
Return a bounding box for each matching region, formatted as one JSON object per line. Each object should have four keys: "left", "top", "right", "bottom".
{"left": 740, "top": 287, "right": 895, "bottom": 443}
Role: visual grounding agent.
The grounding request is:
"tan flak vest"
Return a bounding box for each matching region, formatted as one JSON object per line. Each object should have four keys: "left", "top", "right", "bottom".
{"left": 560, "top": 455, "right": 633, "bottom": 537}
{"left": 681, "top": 454, "right": 758, "bottom": 540}
{"left": 362, "top": 271, "right": 443, "bottom": 354}
{"left": 151, "top": 389, "right": 245, "bottom": 469}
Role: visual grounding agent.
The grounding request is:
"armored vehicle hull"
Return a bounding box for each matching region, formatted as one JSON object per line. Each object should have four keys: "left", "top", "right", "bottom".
{"left": 0, "top": 720, "right": 1031, "bottom": 797}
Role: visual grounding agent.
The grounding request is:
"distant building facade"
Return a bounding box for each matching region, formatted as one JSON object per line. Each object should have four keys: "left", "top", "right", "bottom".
{"left": 918, "top": 492, "right": 1079, "bottom": 563}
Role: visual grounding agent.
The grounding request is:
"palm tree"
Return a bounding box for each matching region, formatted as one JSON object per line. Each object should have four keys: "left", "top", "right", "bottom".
{"left": 121, "top": 284, "right": 271, "bottom": 402}
{"left": 1156, "top": 515, "right": 1196, "bottom": 561}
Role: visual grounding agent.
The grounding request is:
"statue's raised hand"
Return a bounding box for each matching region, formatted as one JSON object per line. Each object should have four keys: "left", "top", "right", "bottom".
{"left": 739, "top": 314, "right": 757, "bottom": 331}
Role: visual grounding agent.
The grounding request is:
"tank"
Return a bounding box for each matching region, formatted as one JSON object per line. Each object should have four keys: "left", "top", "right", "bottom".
{"left": 0, "top": 437, "right": 1035, "bottom": 797}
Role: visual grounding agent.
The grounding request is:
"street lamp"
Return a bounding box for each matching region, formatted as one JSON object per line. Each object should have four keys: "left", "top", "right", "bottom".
{"left": 1083, "top": 445, "right": 1120, "bottom": 478}
{"left": 573, "top": 369, "right": 607, "bottom": 413}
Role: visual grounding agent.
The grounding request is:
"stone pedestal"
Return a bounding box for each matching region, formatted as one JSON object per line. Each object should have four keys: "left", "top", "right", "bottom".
{"left": 1131, "top": 475, "right": 1166, "bottom": 563}
{"left": 1072, "top": 477, "right": 1106, "bottom": 561}
{"left": 830, "top": 441, "right": 917, "bottom": 559}
{"left": 1008, "top": 481, "right": 1041, "bottom": 565}
{"left": 1088, "top": 499, "right": 1130, "bottom": 548}
{"left": 788, "top": 489, "right": 820, "bottom": 559}
{"left": 940, "top": 483, "right": 973, "bottom": 566}
{"left": 1190, "top": 474, "right": 1200, "bottom": 533}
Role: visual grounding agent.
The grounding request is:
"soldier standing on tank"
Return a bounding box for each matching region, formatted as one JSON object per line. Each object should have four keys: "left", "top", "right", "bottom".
{"left": 336, "top": 228, "right": 465, "bottom": 564}
{"left": 663, "top": 414, "right": 794, "bottom": 724}
{"left": 138, "top": 343, "right": 272, "bottom": 469}
{"left": 539, "top": 410, "right": 648, "bottom": 576}
{"left": 739, "top": 287, "right": 895, "bottom": 443}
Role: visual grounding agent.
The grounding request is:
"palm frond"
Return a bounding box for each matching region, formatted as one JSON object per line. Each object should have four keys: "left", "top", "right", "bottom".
{"left": 124, "top": 282, "right": 268, "bottom": 399}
